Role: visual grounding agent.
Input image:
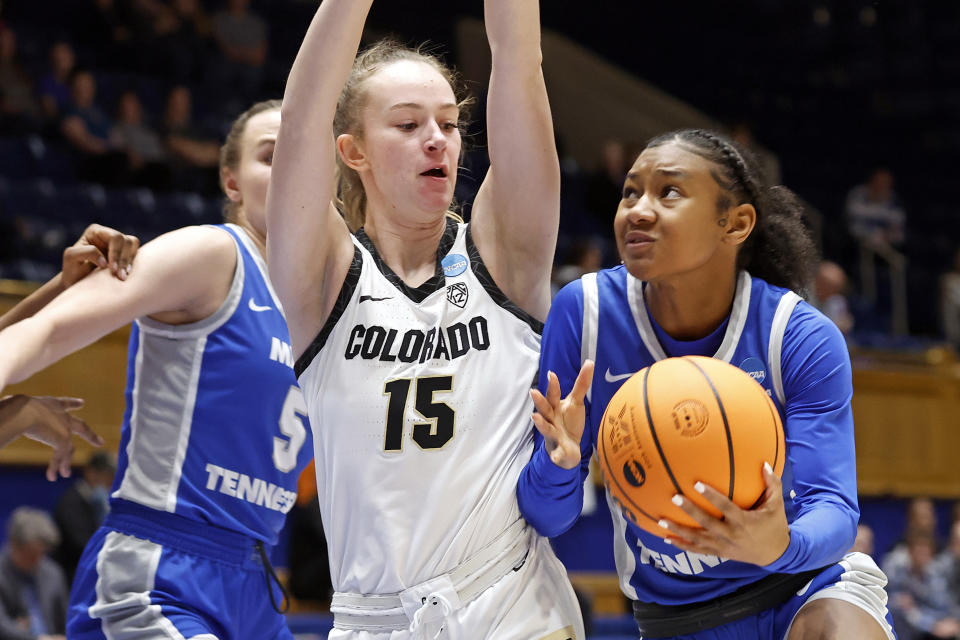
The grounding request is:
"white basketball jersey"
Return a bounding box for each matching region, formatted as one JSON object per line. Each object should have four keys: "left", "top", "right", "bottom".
{"left": 296, "top": 220, "right": 543, "bottom": 595}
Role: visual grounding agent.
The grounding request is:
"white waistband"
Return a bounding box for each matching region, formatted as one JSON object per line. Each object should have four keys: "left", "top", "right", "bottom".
{"left": 332, "top": 518, "right": 531, "bottom": 632}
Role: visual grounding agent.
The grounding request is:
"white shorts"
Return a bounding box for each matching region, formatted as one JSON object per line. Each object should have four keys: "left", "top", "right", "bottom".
{"left": 328, "top": 534, "right": 584, "bottom": 640}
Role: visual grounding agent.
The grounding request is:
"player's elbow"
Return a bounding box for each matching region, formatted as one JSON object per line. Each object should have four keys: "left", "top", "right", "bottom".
{"left": 517, "top": 489, "right": 579, "bottom": 538}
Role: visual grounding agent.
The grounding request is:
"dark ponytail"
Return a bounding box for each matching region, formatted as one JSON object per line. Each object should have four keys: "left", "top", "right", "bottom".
{"left": 646, "top": 129, "right": 818, "bottom": 295}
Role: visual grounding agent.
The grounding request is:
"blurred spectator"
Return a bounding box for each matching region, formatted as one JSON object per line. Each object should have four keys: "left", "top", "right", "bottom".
{"left": 60, "top": 70, "right": 126, "bottom": 184}
{"left": 886, "top": 529, "right": 959, "bottom": 640}
{"left": 729, "top": 121, "right": 781, "bottom": 185}
{"left": 210, "top": 0, "right": 268, "bottom": 107}
{"left": 845, "top": 167, "right": 906, "bottom": 249}
{"left": 109, "top": 89, "right": 171, "bottom": 189}
{"left": 812, "top": 260, "right": 854, "bottom": 336}
{"left": 0, "top": 507, "right": 67, "bottom": 640}
{"left": 53, "top": 451, "right": 115, "bottom": 586}
{"left": 0, "top": 28, "right": 40, "bottom": 133}
{"left": 934, "top": 521, "right": 960, "bottom": 618}
{"left": 940, "top": 248, "right": 960, "bottom": 348}
{"left": 884, "top": 497, "right": 941, "bottom": 579}
{"left": 552, "top": 238, "right": 604, "bottom": 295}
{"left": 852, "top": 522, "right": 875, "bottom": 557}
{"left": 60, "top": 70, "right": 112, "bottom": 155}
{"left": 37, "top": 42, "right": 75, "bottom": 126}
{"left": 161, "top": 85, "right": 220, "bottom": 193}
{"left": 585, "top": 139, "right": 628, "bottom": 225}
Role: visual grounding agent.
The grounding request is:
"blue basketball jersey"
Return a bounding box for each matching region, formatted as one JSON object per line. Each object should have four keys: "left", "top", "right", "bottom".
{"left": 111, "top": 224, "right": 312, "bottom": 545}
{"left": 518, "top": 266, "right": 860, "bottom": 605}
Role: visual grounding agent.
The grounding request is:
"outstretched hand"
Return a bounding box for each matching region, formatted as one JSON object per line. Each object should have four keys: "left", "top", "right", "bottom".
{"left": 62, "top": 224, "right": 140, "bottom": 286}
{"left": 529, "top": 360, "right": 594, "bottom": 470}
{"left": 657, "top": 462, "right": 791, "bottom": 567}
{"left": 3, "top": 395, "right": 104, "bottom": 481}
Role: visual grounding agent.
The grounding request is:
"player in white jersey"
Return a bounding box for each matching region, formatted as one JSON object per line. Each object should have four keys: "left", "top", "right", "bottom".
{"left": 266, "top": 1, "right": 583, "bottom": 638}
{"left": 0, "top": 101, "right": 313, "bottom": 639}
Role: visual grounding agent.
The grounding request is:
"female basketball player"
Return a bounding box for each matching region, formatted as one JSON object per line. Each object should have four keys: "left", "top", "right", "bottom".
{"left": 0, "top": 100, "right": 312, "bottom": 639}
{"left": 266, "top": 1, "right": 582, "bottom": 638}
{"left": 0, "top": 223, "right": 138, "bottom": 480}
{"left": 518, "top": 130, "right": 896, "bottom": 639}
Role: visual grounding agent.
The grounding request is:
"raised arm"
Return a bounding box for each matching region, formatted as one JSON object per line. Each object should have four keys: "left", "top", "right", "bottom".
{"left": 266, "top": 0, "right": 372, "bottom": 358}
{"left": 470, "top": 0, "right": 559, "bottom": 321}
{"left": 0, "top": 226, "right": 235, "bottom": 391}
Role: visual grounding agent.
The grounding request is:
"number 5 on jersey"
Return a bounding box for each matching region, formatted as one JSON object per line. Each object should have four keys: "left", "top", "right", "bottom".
{"left": 274, "top": 386, "right": 308, "bottom": 472}
{"left": 382, "top": 376, "right": 455, "bottom": 451}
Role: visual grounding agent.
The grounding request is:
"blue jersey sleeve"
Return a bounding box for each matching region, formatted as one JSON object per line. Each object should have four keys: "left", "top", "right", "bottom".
{"left": 764, "top": 302, "right": 860, "bottom": 573}
{"left": 517, "top": 280, "right": 596, "bottom": 537}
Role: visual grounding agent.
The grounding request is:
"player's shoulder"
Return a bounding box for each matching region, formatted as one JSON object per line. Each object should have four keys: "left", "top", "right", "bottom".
{"left": 147, "top": 224, "right": 236, "bottom": 256}
{"left": 747, "top": 276, "right": 847, "bottom": 355}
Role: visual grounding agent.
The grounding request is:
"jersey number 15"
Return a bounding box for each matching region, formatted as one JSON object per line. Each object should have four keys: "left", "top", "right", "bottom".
{"left": 383, "top": 376, "right": 455, "bottom": 451}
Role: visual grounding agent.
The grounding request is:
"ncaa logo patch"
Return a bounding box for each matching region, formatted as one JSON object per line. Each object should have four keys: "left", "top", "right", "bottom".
{"left": 442, "top": 253, "right": 468, "bottom": 277}
{"left": 446, "top": 282, "right": 468, "bottom": 308}
{"left": 739, "top": 357, "right": 767, "bottom": 384}
{"left": 622, "top": 459, "right": 646, "bottom": 487}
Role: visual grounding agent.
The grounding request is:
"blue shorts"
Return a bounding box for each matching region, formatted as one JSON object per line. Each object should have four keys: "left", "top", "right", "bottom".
{"left": 67, "top": 501, "right": 293, "bottom": 640}
{"left": 642, "top": 553, "right": 896, "bottom": 640}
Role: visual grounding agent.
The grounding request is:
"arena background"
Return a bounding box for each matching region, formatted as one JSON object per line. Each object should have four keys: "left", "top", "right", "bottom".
{"left": 0, "top": 1, "right": 958, "bottom": 638}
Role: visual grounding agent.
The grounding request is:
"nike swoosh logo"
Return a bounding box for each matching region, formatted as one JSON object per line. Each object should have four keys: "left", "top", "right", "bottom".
{"left": 248, "top": 298, "right": 272, "bottom": 312}
{"left": 604, "top": 368, "right": 636, "bottom": 383}
{"left": 359, "top": 295, "right": 393, "bottom": 303}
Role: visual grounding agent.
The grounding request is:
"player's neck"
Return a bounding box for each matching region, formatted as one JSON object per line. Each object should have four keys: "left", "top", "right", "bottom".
{"left": 644, "top": 268, "right": 738, "bottom": 341}
{"left": 238, "top": 222, "right": 267, "bottom": 260}
{"left": 364, "top": 212, "right": 447, "bottom": 288}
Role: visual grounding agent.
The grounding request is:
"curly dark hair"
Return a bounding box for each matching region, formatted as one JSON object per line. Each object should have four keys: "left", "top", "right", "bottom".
{"left": 645, "top": 129, "right": 819, "bottom": 295}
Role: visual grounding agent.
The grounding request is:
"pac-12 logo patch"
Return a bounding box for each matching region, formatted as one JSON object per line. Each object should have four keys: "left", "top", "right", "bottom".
{"left": 446, "top": 282, "right": 468, "bottom": 308}
{"left": 739, "top": 357, "right": 766, "bottom": 384}
{"left": 442, "top": 254, "right": 468, "bottom": 277}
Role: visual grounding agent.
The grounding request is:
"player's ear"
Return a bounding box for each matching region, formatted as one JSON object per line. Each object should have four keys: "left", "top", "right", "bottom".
{"left": 723, "top": 203, "right": 756, "bottom": 246}
{"left": 337, "top": 134, "right": 368, "bottom": 172}
{"left": 221, "top": 166, "right": 242, "bottom": 204}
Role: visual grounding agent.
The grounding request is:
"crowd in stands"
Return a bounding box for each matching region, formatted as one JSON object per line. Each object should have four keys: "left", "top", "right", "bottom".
{"left": 856, "top": 498, "right": 960, "bottom": 640}
{"left": 0, "top": 1, "right": 958, "bottom": 349}
{"left": 0, "top": 451, "right": 115, "bottom": 640}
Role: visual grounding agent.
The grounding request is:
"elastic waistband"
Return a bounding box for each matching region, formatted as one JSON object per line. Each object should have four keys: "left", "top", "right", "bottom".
{"left": 104, "top": 499, "right": 264, "bottom": 566}
{"left": 331, "top": 518, "right": 531, "bottom": 631}
{"left": 632, "top": 566, "right": 828, "bottom": 638}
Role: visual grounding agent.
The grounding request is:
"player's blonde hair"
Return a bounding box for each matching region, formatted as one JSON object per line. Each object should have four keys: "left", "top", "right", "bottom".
{"left": 334, "top": 39, "right": 472, "bottom": 231}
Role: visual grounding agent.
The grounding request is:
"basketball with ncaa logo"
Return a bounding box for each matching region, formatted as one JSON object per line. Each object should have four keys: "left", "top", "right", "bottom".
{"left": 597, "top": 356, "right": 785, "bottom": 537}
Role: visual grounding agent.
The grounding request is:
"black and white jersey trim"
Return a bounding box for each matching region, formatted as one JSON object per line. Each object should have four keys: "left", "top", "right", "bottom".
{"left": 465, "top": 224, "right": 544, "bottom": 335}
{"left": 354, "top": 219, "right": 458, "bottom": 303}
{"left": 294, "top": 245, "right": 363, "bottom": 379}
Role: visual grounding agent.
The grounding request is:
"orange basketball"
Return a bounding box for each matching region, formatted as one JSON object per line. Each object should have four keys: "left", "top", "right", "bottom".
{"left": 597, "top": 356, "right": 785, "bottom": 537}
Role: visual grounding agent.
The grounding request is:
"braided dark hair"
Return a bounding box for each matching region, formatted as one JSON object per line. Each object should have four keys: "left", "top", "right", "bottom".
{"left": 645, "top": 129, "right": 818, "bottom": 295}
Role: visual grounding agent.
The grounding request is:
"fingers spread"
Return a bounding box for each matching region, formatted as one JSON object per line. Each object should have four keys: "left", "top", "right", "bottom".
{"left": 570, "top": 360, "right": 594, "bottom": 406}
{"left": 54, "top": 396, "right": 85, "bottom": 411}
{"left": 545, "top": 370, "right": 562, "bottom": 408}
{"left": 529, "top": 389, "right": 555, "bottom": 423}
{"left": 70, "top": 416, "right": 104, "bottom": 447}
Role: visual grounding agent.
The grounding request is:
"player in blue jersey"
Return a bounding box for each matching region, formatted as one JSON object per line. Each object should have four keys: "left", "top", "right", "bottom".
{"left": 518, "top": 129, "right": 896, "bottom": 639}
{"left": 0, "top": 100, "right": 312, "bottom": 639}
